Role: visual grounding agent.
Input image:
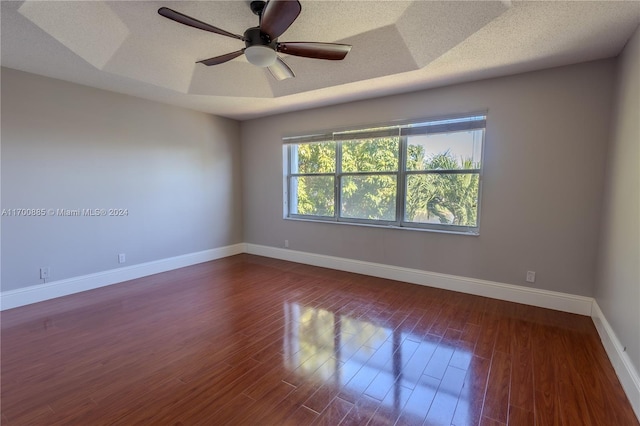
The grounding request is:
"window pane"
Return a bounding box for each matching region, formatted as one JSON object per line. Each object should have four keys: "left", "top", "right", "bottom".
{"left": 406, "top": 130, "right": 483, "bottom": 171}
{"left": 290, "top": 176, "right": 334, "bottom": 217}
{"left": 291, "top": 142, "right": 335, "bottom": 174}
{"left": 404, "top": 173, "right": 479, "bottom": 226}
{"left": 341, "top": 175, "right": 396, "bottom": 221}
{"left": 342, "top": 137, "right": 399, "bottom": 172}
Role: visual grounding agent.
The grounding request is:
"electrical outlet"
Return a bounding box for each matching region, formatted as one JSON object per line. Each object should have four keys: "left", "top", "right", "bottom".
{"left": 118, "top": 253, "right": 126, "bottom": 264}
{"left": 40, "top": 267, "right": 50, "bottom": 280}
{"left": 284, "top": 240, "right": 289, "bottom": 248}
{"left": 526, "top": 271, "right": 536, "bottom": 283}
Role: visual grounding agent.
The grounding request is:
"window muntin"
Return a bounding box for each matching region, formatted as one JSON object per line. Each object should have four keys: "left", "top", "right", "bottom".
{"left": 285, "top": 114, "right": 485, "bottom": 234}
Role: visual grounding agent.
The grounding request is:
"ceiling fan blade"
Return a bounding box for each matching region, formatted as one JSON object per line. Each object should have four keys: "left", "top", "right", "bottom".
{"left": 260, "top": 0, "right": 301, "bottom": 39}
{"left": 158, "top": 7, "right": 244, "bottom": 41}
{"left": 268, "top": 56, "right": 295, "bottom": 80}
{"left": 277, "top": 42, "right": 351, "bottom": 60}
{"left": 197, "top": 50, "right": 245, "bottom": 66}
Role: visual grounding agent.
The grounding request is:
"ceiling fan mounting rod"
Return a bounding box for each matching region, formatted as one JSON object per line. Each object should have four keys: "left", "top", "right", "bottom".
{"left": 250, "top": 1, "right": 267, "bottom": 17}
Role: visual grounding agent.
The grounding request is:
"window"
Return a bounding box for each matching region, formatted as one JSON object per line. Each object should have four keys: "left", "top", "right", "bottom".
{"left": 284, "top": 114, "right": 485, "bottom": 234}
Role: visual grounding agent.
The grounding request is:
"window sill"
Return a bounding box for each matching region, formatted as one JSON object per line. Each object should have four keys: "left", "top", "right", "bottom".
{"left": 283, "top": 216, "right": 479, "bottom": 236}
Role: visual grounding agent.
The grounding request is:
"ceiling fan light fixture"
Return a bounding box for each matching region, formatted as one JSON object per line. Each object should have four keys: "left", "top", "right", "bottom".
{"left": 245, "top": 45, "right": 277, "bottom": 67}
{"left": 158, "top": 1, "right": 352, "bottom": 78}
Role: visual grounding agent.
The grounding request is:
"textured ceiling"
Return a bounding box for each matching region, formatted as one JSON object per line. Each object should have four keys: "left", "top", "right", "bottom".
{"left": 2, "top": 1, "right": 639, "bottom": 120}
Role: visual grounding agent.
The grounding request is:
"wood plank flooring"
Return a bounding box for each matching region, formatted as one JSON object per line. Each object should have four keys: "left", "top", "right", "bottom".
{"left": 1, "top": 254, "right": 637, "bottom": 425}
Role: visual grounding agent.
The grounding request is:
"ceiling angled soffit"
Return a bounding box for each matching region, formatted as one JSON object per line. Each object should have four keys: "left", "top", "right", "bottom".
{"left": 396, "top": 0, "right": 510, "bottom": 68}
{"left": 13, "top": 0, "right": 511, "bottom": 99}
{"left": 268, "top": 25, "right": 418, "bottom": 98}
{"left": 17, "top": 0, "right": 130, "bottom": 70}
{"left": 98, "top": 1, "right": 208, "bottom": 93}
{"left": 266, "top": 1, "right": 510, "bottom": 98}
{"left": 188, "top": 59, "right": 274, "bottom": 98}
{"left": 15, "top": 1, "right": 260, "bottom": 93}
{"left": 9, "top": 0, "right": 638, "bottom": 116}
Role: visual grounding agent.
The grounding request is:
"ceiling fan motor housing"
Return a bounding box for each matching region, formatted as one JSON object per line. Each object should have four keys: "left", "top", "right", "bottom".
{"left": 244, "top": 27, "right": 276, "bottom": 49}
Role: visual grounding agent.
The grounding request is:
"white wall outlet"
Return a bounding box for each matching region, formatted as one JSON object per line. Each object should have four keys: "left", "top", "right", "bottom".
{"left": 284, "top": 240, "right": 289, "bottom": 248}
{"left": 526, "top": 270, "right": 536, "bottom": 283}
{"left": 118, "top": 253, "right": 126, "bottom": 264}
{"left": 40, "top": 267, "right": 50, "bottom": 280}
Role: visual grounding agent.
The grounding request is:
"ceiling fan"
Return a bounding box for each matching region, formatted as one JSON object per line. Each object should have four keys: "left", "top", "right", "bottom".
{"left": 158, "top": 0, "right": 352, "bottom": 80}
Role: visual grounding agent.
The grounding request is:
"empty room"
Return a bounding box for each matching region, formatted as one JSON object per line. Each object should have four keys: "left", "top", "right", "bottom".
{"left": 1, "top": 1, "right": 639, "bottom": 425}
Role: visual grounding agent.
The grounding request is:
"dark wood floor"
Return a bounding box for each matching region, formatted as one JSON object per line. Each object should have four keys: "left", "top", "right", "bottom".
{"left": 1, "top": 254, "right": 637, "bottom": 425}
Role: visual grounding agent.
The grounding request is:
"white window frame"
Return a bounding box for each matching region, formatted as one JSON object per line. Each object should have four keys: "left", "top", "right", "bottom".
{"left": 283, "top": 114, "right": 486, "bottom": 235}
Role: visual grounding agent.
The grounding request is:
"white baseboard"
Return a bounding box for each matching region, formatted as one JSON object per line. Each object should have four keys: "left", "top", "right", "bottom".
{"left": 0, "top": 243, "right": 246, "bottom": 311}
{"left": 592, "top": 302, "right": 640, "bottom": 421}
{"left": 1, "top": 242, "right": 594, "bottom": 317}
{"left": 245, "top": 244, "right": 594, "bottom": 316}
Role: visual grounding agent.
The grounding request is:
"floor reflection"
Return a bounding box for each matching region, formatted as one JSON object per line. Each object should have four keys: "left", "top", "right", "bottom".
{"left": 283, "top": 302, "right": 472, "bottom": 424}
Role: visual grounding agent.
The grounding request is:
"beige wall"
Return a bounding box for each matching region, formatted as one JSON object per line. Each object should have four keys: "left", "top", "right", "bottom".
{"left": 1, "top": 68, "right": 243, "bottom": 291}
{"left": 241, "top": 60, "right": 615, "bottom": 297}
{"left": 596, "top": 26, "right": 640, "bottom": 375}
